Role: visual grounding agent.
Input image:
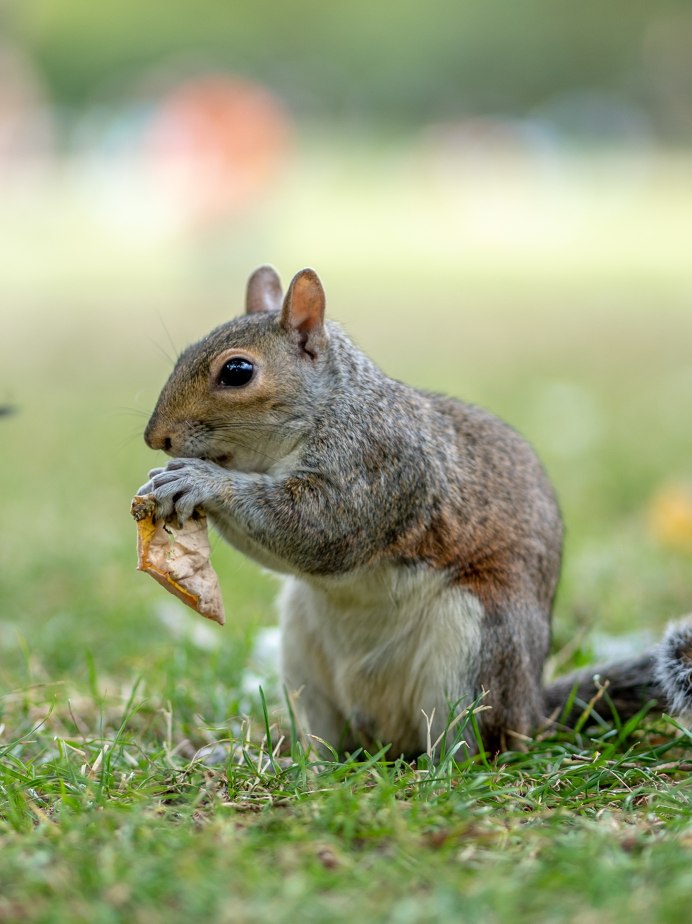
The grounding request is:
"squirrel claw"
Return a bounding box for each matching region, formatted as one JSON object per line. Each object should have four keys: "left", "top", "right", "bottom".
{"left": 135, "top": 457, "right": 224, "bottom": 526}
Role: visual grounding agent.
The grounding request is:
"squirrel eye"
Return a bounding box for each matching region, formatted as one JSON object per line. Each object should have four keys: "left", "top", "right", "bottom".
{"left": 217, "top": 357, "right": 255, "bottom": 387}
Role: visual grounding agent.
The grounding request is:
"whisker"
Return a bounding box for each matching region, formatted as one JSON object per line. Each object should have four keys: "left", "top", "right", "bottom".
{"left": 203, "top": 430, "right": 289, "bottom": 467}
{"left": 115, "top": 429, "right": 146, "bottom": 453}
{"left": 211, "top": 420, "right": 305, "bottom": 434}
{"left": 222, "top": 437, "right": 285, "bottom": 467}
{"left": 148, "top": 335, "right": 177, "bottom": 368}
{"left": 157, "top": 312, "right": 180, "bottom": 364}
{"left": 110, "top": 406, "right": 152, "bottom": 419}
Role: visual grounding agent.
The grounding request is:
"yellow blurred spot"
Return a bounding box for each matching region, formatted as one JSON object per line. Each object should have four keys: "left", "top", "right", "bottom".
{"left": 648, "top": 482, "right": 692, "bottom": 550}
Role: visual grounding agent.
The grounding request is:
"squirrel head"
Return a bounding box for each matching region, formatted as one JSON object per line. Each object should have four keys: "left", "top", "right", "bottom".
{"left": 144, "top": 266, "right": 329, "bottom": 472}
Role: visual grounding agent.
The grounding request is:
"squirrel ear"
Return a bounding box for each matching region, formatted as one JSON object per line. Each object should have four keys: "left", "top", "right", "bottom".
{"left": 281, "top": 269, "right": 328, "bottom": 356}
{"left": 246, "top": 265, "right": 283, "bottom": 315}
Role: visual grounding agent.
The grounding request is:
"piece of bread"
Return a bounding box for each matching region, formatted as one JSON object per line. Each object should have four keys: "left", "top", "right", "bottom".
{"left": 131, "top": 494, "right": 225, "bottom": 625}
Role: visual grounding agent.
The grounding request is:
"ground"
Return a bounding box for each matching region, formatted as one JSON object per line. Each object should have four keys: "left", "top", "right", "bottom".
{"left": 1, "top": 140, "right": 692, "bottom": 922}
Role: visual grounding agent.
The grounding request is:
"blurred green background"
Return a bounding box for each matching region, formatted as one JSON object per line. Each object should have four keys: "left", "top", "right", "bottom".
{"left": 1, "top": 0, "right": 691, "bottom": 698}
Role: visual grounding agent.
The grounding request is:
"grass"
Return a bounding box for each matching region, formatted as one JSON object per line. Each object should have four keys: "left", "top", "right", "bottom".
{"left": 2, "top": 680, "right": 692, "bottom": 922}
{"left": 1, "top": 141, "right": 692, "bottom": 922}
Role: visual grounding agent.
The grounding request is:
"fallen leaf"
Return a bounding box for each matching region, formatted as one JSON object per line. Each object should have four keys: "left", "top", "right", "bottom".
{"left": 131, "top": 494, "right": 225, "bottom": 625}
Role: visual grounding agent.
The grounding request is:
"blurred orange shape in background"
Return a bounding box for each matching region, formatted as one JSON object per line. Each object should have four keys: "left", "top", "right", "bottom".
{"left": 143, "top": 75, "right": 292, "bottom": 228}
{"left": 648, "top": 482, "right": 692, "bottom": 550}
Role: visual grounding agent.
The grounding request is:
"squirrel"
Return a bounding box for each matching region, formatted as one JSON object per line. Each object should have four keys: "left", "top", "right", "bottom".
{"left": 137, "top": 265, "right": 692, "bottom": 756}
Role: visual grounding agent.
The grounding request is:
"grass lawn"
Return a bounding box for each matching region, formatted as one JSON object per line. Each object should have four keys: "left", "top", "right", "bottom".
{"left": 1, "top": 141, "right": 692, "bottom": 922}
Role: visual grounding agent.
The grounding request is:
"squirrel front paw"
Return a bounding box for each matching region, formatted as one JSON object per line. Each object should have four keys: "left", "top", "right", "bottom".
{"left": 136, "top": 458, "right": 228, "bottom": 525}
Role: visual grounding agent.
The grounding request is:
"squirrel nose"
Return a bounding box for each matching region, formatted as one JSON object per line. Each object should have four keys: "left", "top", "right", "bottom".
{"left": 152, "top": 434, "right": 173, "bottom": 453}
{"left": 144, "top": 421, "right": 173, "bottom": 453}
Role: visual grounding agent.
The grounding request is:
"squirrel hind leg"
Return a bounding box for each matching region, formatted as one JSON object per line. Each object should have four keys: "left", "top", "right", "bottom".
{"left": 654, "top": 617, "right": 692, "bottom": 718}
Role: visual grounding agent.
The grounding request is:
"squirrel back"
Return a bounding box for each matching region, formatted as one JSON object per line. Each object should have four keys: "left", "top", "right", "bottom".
{"left": 139, "top": 266, "right": 692, "bottom": 756}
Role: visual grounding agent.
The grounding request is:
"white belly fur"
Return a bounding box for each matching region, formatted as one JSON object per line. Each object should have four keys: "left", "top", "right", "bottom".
{"left": 279, "top": 563, "right": 485, "bottom": 756}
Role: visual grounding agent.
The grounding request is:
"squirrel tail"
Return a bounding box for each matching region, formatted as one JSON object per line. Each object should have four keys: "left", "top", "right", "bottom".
{"left": 543, "top": 618, "right": 692, "bottom": 727}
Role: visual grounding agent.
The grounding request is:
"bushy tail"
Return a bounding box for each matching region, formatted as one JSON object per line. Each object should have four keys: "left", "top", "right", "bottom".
{"left": 544, "top": 618, "right": 692, "bottom": 727}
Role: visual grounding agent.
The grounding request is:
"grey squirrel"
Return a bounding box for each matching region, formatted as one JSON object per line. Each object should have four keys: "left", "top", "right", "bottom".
{"left": 137, "top": 265, "right": 692, "bottom": 756}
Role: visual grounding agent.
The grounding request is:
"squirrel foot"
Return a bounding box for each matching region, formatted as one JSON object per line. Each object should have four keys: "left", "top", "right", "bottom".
{"left": 136, "top": 457, "right": 229, "bottom": 525}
